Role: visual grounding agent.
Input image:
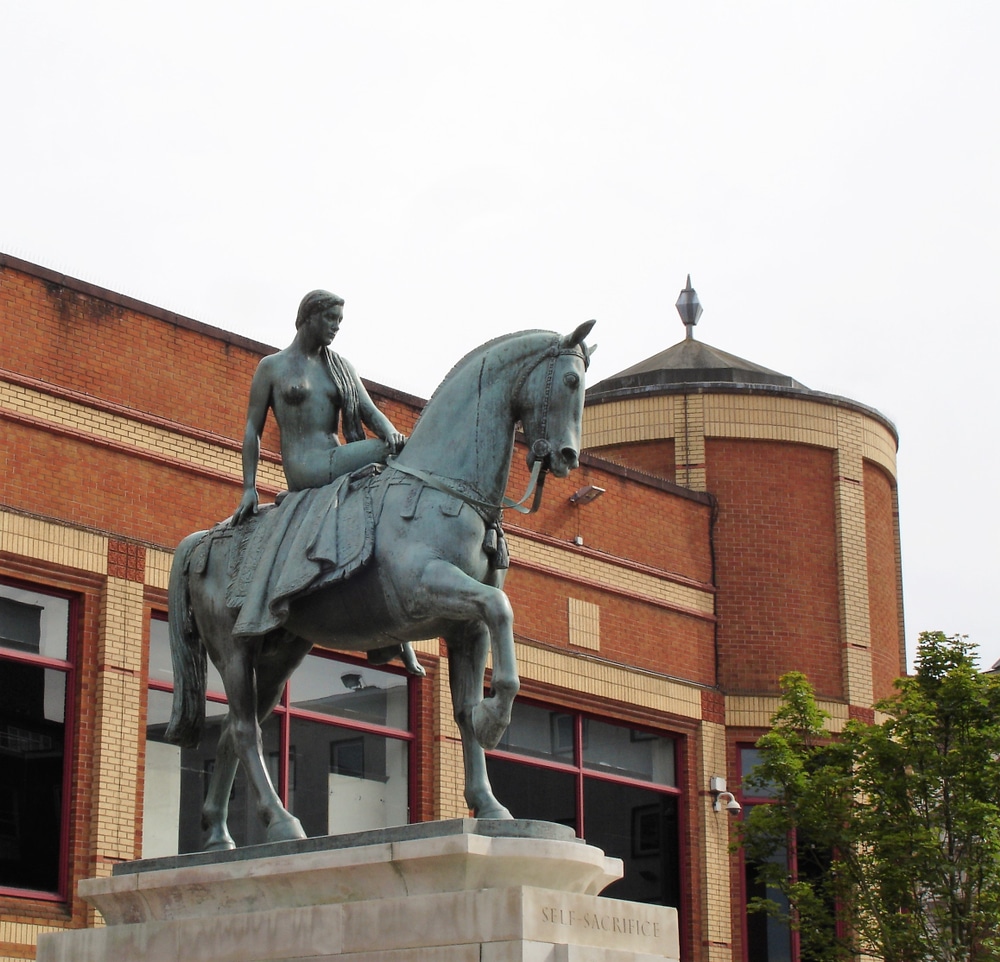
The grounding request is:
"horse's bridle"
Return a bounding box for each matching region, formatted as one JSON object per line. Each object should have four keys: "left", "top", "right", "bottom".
{"left": 385, "top": 337, "right": 588, "bottom": 519}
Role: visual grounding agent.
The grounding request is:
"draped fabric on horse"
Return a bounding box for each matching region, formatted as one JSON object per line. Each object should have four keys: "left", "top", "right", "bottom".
{"left": 219, "top": 473, "right": 378, "bottom": 637}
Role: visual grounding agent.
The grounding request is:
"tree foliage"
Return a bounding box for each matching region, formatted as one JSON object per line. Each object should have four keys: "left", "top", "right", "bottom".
{"left": 739, "top": 632, "right": 1000, "bottom": 962}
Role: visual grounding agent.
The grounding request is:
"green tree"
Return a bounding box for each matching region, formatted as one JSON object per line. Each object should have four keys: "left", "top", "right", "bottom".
{"left": 739, "top": 632, "right": 1000, "bottom": 962}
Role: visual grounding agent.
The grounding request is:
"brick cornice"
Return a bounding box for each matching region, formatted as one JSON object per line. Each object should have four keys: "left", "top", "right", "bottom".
{"left": 1, "top": 253, "right": 428, "bottom": 413}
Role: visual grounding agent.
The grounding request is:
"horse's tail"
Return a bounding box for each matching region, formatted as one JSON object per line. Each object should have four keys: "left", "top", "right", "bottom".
{"left": 165, "top": 532, "right": 208, "bottom": 749}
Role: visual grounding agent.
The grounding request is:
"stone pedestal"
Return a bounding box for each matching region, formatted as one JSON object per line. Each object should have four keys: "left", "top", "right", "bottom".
{"left": 38, "top": 819, "right": 678, "bottom": 961}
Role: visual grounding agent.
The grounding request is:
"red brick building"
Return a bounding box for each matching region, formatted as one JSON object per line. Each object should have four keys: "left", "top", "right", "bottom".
{"left": 0, "top": 254, "right": 903, "bottom": 961}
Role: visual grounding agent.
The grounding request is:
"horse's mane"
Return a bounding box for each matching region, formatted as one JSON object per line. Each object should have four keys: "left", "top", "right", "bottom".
{"left": 414, "top": 329, "right": 553, "bottom": 430}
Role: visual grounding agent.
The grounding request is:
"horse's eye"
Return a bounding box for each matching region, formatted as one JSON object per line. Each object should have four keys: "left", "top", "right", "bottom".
{"left": 564, "top": 372, "right": 580, "bottom": 389}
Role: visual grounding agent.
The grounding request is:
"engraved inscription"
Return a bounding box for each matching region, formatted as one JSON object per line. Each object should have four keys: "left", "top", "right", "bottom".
{"left": 540, "top": 906, "right": 662, "bottom": 939}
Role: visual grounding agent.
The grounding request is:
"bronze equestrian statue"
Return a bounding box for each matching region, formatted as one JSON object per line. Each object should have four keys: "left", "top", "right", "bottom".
{"left": 166, "top": 310, "right": 596, "bottom": 850}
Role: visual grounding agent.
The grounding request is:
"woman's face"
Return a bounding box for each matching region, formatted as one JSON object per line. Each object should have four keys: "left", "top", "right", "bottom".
{"left": 309, "top": 303, "right": 343, "bottom": 345}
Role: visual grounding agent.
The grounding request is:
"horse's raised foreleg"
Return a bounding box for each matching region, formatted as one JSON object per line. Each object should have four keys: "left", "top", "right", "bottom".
{"left": 446, "top": 624, "right": 512, "bottom": 819}
{"left": 221, "top": 636, "right": 306, "bottom": 843}
{"left": 419, "top": 560, "right": 519, "bottom": 749}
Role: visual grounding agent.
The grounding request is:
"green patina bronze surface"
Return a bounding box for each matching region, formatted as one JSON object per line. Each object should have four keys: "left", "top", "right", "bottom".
{"left": 165, "top": 296, "right": 595, "bottom": 851}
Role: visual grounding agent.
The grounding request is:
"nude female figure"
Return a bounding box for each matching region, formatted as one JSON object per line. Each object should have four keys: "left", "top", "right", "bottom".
{"left": 232, "top": 289, "right": 422, "bottom": 674}
{"left": 233, "top": 289, "right": 406, "bottom": 520}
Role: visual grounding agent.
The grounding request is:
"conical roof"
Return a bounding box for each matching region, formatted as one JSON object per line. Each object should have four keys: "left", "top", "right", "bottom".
{"left": 588, "top": 337, "right": 806, "bottom": 399}
{"left": 587, "top": 276, "right": 806, "bottom": 402}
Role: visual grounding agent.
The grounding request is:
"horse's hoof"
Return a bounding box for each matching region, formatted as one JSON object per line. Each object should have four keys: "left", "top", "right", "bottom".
{"left": 203, "top": 835, "right": 236, "bottom": 853}
{"left": 473, "top": 698, "right": 510, "bottom": 750}
{"left": 474, "top": 803, "right": 513, "bottom": 819}
{"left": 266, "top": 814, "right": 307, "bottom": 843}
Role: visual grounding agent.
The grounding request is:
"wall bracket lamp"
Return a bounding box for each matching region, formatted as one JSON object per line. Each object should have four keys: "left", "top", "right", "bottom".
{"left": 569, "top": 485, "right": 606, "bottom": 505}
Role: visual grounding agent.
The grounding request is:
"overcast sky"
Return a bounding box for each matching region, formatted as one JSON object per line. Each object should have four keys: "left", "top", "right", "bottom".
{"left": 3, "top": 2, "right": 998, "bottom": 672}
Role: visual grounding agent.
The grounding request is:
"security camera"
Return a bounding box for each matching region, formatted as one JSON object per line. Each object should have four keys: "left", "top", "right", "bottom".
{"left": 713, "top": 790, "right": 742, "bottom": 815}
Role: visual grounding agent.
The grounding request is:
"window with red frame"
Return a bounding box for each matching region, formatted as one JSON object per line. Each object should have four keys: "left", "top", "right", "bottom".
{"left": 740, "top": 746, "right": 795, "bottom": 961}
{"left": 0, "top": 579, "right": 75, "bottom": 898}
{"left": 486, "top": 698, "right": 682, "bottom": 908}
{"left": 143, "top": 615, "right": 414, "bottom": 856}
{"left": 740, "top": 746, "right": 840, "bottom": 962}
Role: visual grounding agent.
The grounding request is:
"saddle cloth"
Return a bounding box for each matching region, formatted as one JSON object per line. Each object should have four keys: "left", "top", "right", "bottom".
{"left": 219, "top": 468, "right": 381, "bottom": 637}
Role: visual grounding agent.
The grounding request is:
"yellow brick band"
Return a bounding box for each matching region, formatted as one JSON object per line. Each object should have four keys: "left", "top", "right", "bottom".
{"left": 725, "top": 694, "right": 850, "bottom": 733}
{"left": 516, "top": 642, "right": 703, "bottom": 720}
{"left": 584, "top": 392, "right": 897, "bottom": 480}
{"left": 0, "top": 375, "right": 285, "bottom": 492}
{"left": 0, "top": 507, "right": 108, "bottom": 573}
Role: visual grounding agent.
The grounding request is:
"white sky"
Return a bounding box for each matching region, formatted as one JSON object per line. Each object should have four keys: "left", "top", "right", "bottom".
{"left": 3, "top": 2, "right": 998, "bottom": 673}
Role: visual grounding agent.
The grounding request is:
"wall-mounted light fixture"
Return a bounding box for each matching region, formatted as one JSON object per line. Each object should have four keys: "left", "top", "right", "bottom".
{"left": 710, "top": 775, "right": 742, "bottom": 814}
{"left": 569, "top": 485, "right": 606, "bottom": 505}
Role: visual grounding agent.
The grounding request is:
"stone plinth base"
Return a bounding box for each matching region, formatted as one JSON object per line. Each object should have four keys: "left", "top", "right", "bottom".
{"left": 37, "top": 819, "right": 678, "bottom": 962}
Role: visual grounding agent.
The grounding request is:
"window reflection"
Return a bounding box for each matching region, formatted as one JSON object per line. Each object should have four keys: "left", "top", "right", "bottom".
{"left": 290, "top": 717, "right": 408, "bottom": 837}
{"left": 583, "top": 720, "right": 675, "bottom": 786}
{"left": 487, "top": 699, "right": 681, "bottom": 909}
{"left": 143, "top": 633, "right": 412, "bottom": 858}
{"left": 289, "top": 654, "right": 408, "bottom": 728}
{"left": 148, "top": 617, "right": 226, "bottom": 696}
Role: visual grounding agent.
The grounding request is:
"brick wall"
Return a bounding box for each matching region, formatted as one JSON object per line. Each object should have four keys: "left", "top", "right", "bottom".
{"left": 507, "top": 565, "right": 716, "bottom": 685}
{"left": 587, "top": 439, "right": 677, "bottom": 483}
{"left": 706, "top": 438, "right": 843, "bottom": 699}
{"left": 1, "top": 266, "right": 268, "bottom": 442}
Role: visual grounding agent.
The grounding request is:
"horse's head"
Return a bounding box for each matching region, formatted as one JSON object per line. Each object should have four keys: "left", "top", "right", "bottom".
{"left": 517, "top": 320, "right": 596, "bottom": 479}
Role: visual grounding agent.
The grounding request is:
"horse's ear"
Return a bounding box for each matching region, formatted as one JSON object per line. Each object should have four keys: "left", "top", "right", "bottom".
{"left": 563, "top": 319, "right": 596, "bottom": 348}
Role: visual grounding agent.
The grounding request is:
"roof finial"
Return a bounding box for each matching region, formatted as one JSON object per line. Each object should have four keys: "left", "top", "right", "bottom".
{"left": 675, "top": 274, "right": 703, "bottom": 340}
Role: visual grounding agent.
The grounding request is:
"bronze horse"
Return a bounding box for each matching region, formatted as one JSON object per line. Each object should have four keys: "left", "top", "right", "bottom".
{"left": 165, "top": 322, "right": 595, "bottom": 850}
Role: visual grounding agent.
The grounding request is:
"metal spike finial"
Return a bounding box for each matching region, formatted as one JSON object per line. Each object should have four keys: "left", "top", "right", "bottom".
{"left": 675, "top": 274, "right": 703, "bottom": 339}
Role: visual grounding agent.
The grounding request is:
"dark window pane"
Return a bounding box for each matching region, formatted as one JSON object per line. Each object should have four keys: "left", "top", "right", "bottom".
{"left": 583, "top": 780, "right": 680, "bottom": 907}
{"left": 743, "top": 811, "right": 793, "bottom": 962}
{"left": 0, "top": 597, "right": 41, "bottom": 653}
{"left": 741, "top": 747, "right": 780, "bottom": 799}
{"left": 289, "top": 655, "right": 408, "bottom": 729}
{"left": 0, "top": 667, "right": 66, "bottom": 891}
{"left": 0, "top": 585, "right": 69, "bottom": 660}
{"left": 583, "top": 720, "right": 675, "bottom": 786}
{"left": 486, "top": 756, "right": 577, "bottom": 829}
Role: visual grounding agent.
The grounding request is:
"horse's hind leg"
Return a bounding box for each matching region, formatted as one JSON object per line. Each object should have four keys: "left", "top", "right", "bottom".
{"left": 201, "top": 720, "right": 238, "bottom": 851}
{"left": 446, "top": 624, "right": 512, "bottom": 819}
{"left": 220, "top": 636, "right": 307, "bottom": 843}
{"left": 201, "top": 633, "right": 312, "bottom": 850}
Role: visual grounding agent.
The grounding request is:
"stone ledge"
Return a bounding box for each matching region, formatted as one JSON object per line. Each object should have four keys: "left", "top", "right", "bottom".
{"left": 84, "top": 822, "right": 622, "bottom": 925}
{"left": 39, "top": 823, "right": 678, "bottom": 962}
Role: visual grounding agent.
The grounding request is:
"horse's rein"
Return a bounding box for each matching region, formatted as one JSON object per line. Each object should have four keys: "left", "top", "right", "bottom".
{"left": 384, "top": 455, "right": 547, "bottom": 518}
{"left": 384, "top": 337, "right": 586, "bottom": 518}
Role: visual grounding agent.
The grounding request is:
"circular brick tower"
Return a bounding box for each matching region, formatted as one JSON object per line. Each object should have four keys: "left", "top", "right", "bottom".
{"left": 582, "top": 278, "right": 905, "bottom": 708}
